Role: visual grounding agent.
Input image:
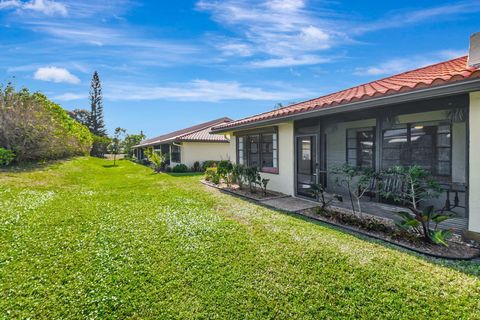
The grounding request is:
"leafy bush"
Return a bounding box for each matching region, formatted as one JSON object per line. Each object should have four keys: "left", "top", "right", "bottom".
{"left": 211, "top": 173, "right": 221, "bottom": 184}
{"left": 192, "top": 161, "right": 201, "bottom": 172}
{"left": 331, "top": 164, "right": 376, "bottom": 217}
{"left": 260, "top": 178, "right": 270, "bottom": 196}
{"left": 245, "top": 166, "right": 260, "bottom": 193}
{"left": 91, "top": 135, "right": 111, "bottom": 158}
{"left": 202, "top": 160, "right": 217, "bottom": 171}
{"left": 0, "top": 85, "right": 93, "bottom": 162}
{"left": 204, "top": 167, "right": 217, "bottom": 182}
{"left": 144, "top": 147, "right": 167, "bottom": 173}
{"left": 381, "top": 166, "right": 452, "bottom": 246}
{"left": 0, "top": 147, "right": 15, "bottom": 166}
{"left": 172, "top": 164, "right": 189, "bottom": 173}
{"left": 309, "top": 183, "right": 336, "bottom": 213}
{"left": 217, "top": 160, "right": 234, "bottom": 186}
{"left": 232, "top": 164, "right": 246, "bottom": 189}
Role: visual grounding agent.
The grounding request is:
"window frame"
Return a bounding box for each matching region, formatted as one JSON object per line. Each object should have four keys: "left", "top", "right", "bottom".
{"left": 345, "top": 127, "right": 376, "bottom": 169}
{"left": 381, "top": 121, "right": 452, "bottom": 178}
{"left": 236, "top": 127, "right": 279, "bottom": 174}
{"left": 170, "top": 144, "right": 181, "bottom": 163}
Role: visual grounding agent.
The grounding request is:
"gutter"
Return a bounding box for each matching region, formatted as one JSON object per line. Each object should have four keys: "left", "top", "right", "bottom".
{"left": 211, "top": 78, "right": 480, "bottom": 133}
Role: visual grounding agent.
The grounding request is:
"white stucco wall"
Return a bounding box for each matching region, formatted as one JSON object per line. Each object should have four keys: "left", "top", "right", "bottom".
{"left": 469, "top": 91, "right": 480, "bottom": 233}
{"left": 229, "top": 122, "right": 295, "bottom": 196}
{"left": 180, "top": 141, "right": 232, "bottom": 167}
{"left": 260, "top": 122, "right": 295, "bottom": 196}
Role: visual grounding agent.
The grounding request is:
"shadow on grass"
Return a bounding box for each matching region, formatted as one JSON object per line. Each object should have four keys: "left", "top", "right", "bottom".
{"left": 166, "top": 172, "right": 204, "bottom": 177}
{"left": 0, "top": 158, "right": 71, "bottom": 173}
{"left": 102, "top": 164, "right": 119, "bottom": 168}
{"left": 210, "top": 186, "right": 480, "bottom": 278}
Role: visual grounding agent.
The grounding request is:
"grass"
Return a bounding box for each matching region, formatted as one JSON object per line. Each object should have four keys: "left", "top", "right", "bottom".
{"left": 0, "top": 157, "right": 479, "bottom": 319}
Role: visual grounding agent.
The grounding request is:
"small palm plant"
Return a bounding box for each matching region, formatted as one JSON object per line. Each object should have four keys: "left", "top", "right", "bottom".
{"left": 382, "top": 166, "right": 452, "bottom": 246}
{"left": 144, "top": 147, "right": 167, "bottom": 173}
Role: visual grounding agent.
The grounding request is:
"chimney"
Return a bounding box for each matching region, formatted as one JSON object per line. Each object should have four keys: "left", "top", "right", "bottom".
{"left": 468, "top": 32, "right": 480, "bottom": 68}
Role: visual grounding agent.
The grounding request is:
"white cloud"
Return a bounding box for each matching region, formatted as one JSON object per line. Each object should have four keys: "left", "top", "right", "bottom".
{"left": 353, "top": 3, "right": 480, "bottom": 34}
{"left": 218, "top": 42, "right": 253, "bottom": 57}
{"left": 267, "top": 0, "right": 305, "bottom": 12}
{"left": 198, "top": 0, "right": 479, "bottom": 68}
{"left": 23, "top": 0, "right": 67, "bottom": 16}
{"left": 0, "top": 0, "right": 67, "bottom": 16}
{"left": 34, "top": 66, "right": 80, "bottom": 84}
{"left": 105, "top": 79, "right": 314, "bottom": 102}
{"left": 250, "top": 55, "right": 331, "bottom": 68}
{"left": 197, "top": 0, "right": 342, "bottom": 67}
{"left": 354, "top": 50, "right": 466, "bottom": 76}
{"left": 0, "top": 0, "right": 20, "bottom": 9}
{"left": 53, "top": 92, "right": 85, "bottom": 100}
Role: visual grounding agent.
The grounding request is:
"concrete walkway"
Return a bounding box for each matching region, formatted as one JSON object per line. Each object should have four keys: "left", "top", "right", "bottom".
{"left": 260, "top": 196, "right": 319, "bottom": 212}
{"left": 259, "top": 194, "right": 468, "bottom": 232}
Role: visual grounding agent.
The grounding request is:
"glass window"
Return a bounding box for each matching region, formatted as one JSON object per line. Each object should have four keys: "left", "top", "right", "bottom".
{"left": 171, "top": 145, "right": 181, "bottom": 163}
{"left": 382, "top": 122, "right": 451, "bottom": 177}
{"left": 236, "top": 129, "right": 278, "bottom": 173}
{"left": 346, "top": 127, "right": 375, "bottom": 169}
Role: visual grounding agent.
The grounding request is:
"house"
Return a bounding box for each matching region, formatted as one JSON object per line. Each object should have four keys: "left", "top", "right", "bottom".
{"left": 211, "top": 33, "right": 480, "bottom": 239}
{"left": 133, "top": 117, "right": 233, "bottom": 168}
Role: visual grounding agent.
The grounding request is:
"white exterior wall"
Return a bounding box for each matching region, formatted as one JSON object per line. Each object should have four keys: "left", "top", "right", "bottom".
{"left": 261, "top": 122, "right": 295, "bottom": 195}
{"left": 469, "top": 91, "right": 480, "bottom": 233}
{"left": 229, "top": 122, "right": 295, "bottom": 196}
{"left": 181, "top": 141, "right": 232, "bottom": 168}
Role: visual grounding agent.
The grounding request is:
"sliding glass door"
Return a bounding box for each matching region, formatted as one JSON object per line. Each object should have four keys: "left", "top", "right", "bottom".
{"left": 296, "top": 135, "right": 318, "bottom": 198}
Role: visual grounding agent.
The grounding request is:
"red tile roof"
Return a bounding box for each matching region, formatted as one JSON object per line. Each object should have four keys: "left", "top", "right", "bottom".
{"left": 213, "top": 56, "right": 480, "bottom": 131}
{"left": 135, "top": 117, "right": 232, "bottom": 147}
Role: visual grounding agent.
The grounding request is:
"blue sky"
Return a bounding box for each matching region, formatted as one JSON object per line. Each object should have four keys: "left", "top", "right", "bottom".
{"left": 1, "top": 0, "right": 479, "bottom": 137}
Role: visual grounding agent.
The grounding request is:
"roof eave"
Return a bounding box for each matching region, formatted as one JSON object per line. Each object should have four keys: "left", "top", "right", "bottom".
{"left": 211, "top": 78, "right": 480, "bottom": 133}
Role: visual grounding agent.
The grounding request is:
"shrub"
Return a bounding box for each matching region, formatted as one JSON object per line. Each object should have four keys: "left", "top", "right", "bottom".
{"left": 211, "top": 173, "right": 221, "bottom": 185}
{"left": 331, "top": 164, "right": 376, "bottom": 217}
{"left": 217, "top": 160, "right": 234, "bottom": 186}
{"left": 232, "top": 164, "right": 246, "bottom": 189}
{"left": 202, "top": 160, "right": 217, "bottom": 171}
{"left": 205, "top": 167, "right": 217, "bottom": 181}
{"left": 145, "top": 147, "right": 167, "bottom": 173}
{"left": 91, "top": 135, "right": 111, "bottom": 158}
{"left": 192, "top": 161, "right": 201, "bottom": 172}
{"left": 245, "top": 166, "right": 260, "bottom": 193}
{"left": 0, "top": 85, "right": 93, "bottom": 162}
{"left": 260, "top": 178, "right": 270, "bottom": 196}
{"left": 172, "top": 164, "right": 189, "bottom": 173}
{"left": 381, "top": 166, "right": 452, "bottom": 246}
{"left": 0, "top": 147, "right": 15, "bottom": 166}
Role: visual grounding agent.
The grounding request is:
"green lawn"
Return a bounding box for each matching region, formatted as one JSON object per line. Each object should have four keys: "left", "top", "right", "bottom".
{"left": 1, "top": 157, "right": 479, "bottom": 319}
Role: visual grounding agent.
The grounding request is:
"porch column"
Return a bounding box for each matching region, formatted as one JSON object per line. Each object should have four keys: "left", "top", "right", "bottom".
{"left": 469, "top": 91, "right": 480, "bottom": 236}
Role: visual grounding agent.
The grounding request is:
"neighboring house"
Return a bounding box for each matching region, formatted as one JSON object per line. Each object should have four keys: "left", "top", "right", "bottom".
{"left": 133, "top": 117, "right": 233, "bottom": 167}
{"left": 211, "top": 33, "right": 480, "bottom": 239}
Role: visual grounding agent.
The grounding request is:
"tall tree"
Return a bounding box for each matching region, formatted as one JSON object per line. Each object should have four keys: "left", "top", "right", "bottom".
{"left": 89, "top": 71, "right": 106, "bottom": 137}
{"left": 69, "top": 109, "right": 91, "bottom": 127}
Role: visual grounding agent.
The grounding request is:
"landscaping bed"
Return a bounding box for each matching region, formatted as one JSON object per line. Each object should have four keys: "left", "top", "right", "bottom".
{"left": 201, "top": 179, "right": 286, "bottom": 201}
{"left": 299, "top": 207, "right": 480, "bottom": 260}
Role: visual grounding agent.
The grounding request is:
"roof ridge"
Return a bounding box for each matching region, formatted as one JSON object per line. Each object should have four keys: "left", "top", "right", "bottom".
{"left": 176, "top": 117, "right": 231, "bottom": 139}
{"left": 140, "top": 117, "right": 232, "bottom": 145}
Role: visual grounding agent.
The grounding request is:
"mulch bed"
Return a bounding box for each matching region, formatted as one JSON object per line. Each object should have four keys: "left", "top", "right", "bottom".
{"left": 300, "top": 207, "right": 480, "bottom": 260}
{"left": 201, "top": 180, "right": 287, "bottom": 201}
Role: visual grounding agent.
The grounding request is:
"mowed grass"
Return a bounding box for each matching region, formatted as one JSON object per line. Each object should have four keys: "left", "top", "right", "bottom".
{"left": 0, "top": 158, "right": 479, "bottom": 319}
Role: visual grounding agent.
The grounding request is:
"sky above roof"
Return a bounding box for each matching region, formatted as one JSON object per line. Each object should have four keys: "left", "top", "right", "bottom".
{"left": 1, "top": 0, "right": 479, "bottom": 138}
